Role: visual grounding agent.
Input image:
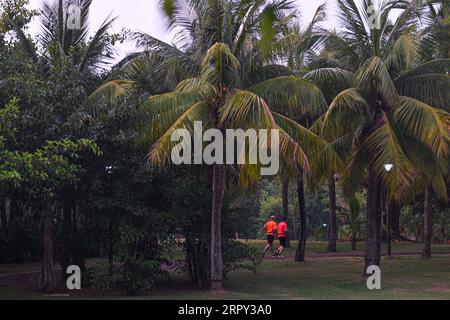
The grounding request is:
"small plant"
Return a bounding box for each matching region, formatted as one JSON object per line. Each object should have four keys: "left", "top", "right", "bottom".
{"left": 223, "top": 241, "right": 263, "bottom": 276}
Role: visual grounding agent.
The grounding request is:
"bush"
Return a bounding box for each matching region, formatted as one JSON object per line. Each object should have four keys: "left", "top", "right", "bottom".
{"left": 86, "top": 258, "right": 168, "bottom": 295}
{"left": 223, "top": 241, "right": 263, "bottom": 276}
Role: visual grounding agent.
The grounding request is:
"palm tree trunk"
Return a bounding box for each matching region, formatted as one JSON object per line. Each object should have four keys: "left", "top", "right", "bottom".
{"left": 423, "top": 184, "right": 433, "bottom": 258}
{"left": 282, "top": 177, "right": 291, "bottom": 246}
{"left": 295, "top": 169, "right": 307, "bottom": 262}
{"left": 327, "top": 176, "right": 337, "bottom": 252}
{"left": 41, "top": 201, "right": 56, "bottom": 293}
{"left": 364, "top": 167, "right": 381, "bottom": 272}
{"left": 210, "top": 163, "right": 225, "bottom": 291}
{"left": 352, "top": 233, "right": 357, "bottom": 251}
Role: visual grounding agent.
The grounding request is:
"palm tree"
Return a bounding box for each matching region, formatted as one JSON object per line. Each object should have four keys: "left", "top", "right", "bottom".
{"left": 141, "top": 43, "right": 334, "bottom": 290}
{"left": 321, "top": 0, "right": 450, "bottom": 271}
{"left": 11, "top": 0, "right": 116, "bottom": 88}
{"left": 93, "top": 0, "right": 335, "bottom": 290}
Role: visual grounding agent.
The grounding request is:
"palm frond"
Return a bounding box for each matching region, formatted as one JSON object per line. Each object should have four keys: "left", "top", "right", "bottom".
{"left": 322, "top": 88, "right": 371, "bottom": 140}
{"left": 384, "top": 33, "right": 419, "bottom": 74}
{"left": 132, "top": 31, "right": 200, "bottom": 82}
{"left": 247, "top": 76, "right": 327, "bottom": 119}
{"left": 336, "top": 0, "right": 370, "bottom": 48}
{"left": 394, "top": 96, "right": 450, "bottom": 158}
{"left": 148, "top": 101, "right": 211, "bottom": 167}
{"left": 354, "top": 56, "right": 398, "bottom": 104}
{"left": 8, "top": 19, "right": 38, "bottom": 63}
{"left": 138, "top": 91, "right": 203, "bottom": 145}
{"left": 78, "top": 14, "right": 117, "bottom": 75}
{"left": 219, "top": 90, "right": 276, "bottom": 130}
{"left": 87, "top": 80, "right": 136, "bottom": 107}
{"left": 395, "top": 73, "right": 450, "bottom": 111}
{"left": 272, "top": 112, "right": 341, "bottom": 178}
{"left": 303, "top": 67, "right": 355, "bottom": 103}
{"left": 395, "top": 59, "right": 450, "bottom": 81}
{"left": 176, "top": 77, "right": 217, "bottom": 101}
{"left": 339, "top": 145, "right": 369, "bottom": 197}
{"left": 364, "top": 111, "right": 416, "bottom": 200}
{"left": 201, "top": 42, "right": 241, "bottom": 87}
{"left": 405, "top": 137, "right": 448, "bottom": 200}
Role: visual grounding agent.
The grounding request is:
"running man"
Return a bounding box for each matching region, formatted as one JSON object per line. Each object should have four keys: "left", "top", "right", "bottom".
{"left": 262, "top": 216, "right": 277, "bottom": 257}
{"left": 274, "top": 217, "right": 288, "bottom": 257}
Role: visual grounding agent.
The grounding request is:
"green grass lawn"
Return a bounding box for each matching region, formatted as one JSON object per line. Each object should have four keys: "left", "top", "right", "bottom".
{"left": 1, "top": 241, "right": 450, "bottom": 300}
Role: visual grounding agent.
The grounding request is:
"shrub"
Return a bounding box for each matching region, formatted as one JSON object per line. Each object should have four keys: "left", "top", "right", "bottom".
{"left": 86, "top": 258, "right": 168, "bottom": 295}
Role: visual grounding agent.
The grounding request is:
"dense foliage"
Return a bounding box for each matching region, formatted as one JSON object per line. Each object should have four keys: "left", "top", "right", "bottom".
{"left": 0, "top": 0, "right": 448, "bottom": 294}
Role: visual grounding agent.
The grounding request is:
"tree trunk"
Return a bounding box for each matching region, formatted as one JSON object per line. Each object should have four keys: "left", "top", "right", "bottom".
{"left": 351, "top": 234, "right": 357, "bottom": 251}
{"left": 0, "top": 197, "right": 7, "bottom": 229}
{"left": 327, "top": 176, "right": 337, "bottom": 252}
{"left": 108, "top": 213, "right": 114, "bottom": 277}
{"left": 282, "top": 177, "right": 291, "bottom": 246}
{"left": 364, "top": 167, "right": 381, "bottom": 272}
{"left": 390, "top": 202, "right": 401, "bottom": 240}
{"left": 61, "top": 202, "right": 72, "bottom": 281}
{"left": 295, "top": 169, "right": 307, "bottom": 262}
{"left": 423, "top": 184, "right": 433, "bottom": 258}
{"left": 41, "top": 201, "right": 56, "bottom": 293}
{"left": 210, "top": 163, "right": 225, "bottom": 291}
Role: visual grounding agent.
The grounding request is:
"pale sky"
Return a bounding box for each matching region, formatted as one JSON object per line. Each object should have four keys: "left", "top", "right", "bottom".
{"left": 27, "top": 0, "right": 339, "bottom": 58}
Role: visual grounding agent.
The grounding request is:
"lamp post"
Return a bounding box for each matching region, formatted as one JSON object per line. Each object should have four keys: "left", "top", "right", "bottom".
{"left": 384, "top": 164, "right": 393, "bottom": 258}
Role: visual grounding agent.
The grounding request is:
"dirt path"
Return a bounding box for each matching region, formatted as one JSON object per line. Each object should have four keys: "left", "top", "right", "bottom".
{"left": 264, "top": 251, "right": 450, "bottom": 261}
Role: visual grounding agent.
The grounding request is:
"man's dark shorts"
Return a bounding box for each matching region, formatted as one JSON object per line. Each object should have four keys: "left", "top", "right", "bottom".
{"left": 279, "top": 237, "right": 287, "bottom": 247}
{"left": 267, "top": 235, "right": 275, "bottom": 244}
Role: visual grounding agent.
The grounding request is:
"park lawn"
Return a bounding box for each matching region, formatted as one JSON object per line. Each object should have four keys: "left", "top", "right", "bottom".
{"left": 149, "top": 255, "right": 450, "bottom": 300}
{"left": 1, "top": 242, "right": 450, "bottom": 300}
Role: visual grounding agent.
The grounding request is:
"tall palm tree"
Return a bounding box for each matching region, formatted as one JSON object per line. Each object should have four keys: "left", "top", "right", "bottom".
{"left": 93, "top": 0, "right": 336, "bottom": 290}
{"left": 320, "top": 0, "right": 450, "bottom": 271}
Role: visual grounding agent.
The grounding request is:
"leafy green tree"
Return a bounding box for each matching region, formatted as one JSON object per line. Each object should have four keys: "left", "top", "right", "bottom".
{"left": 1, "top": 99, "right": 101, "bottom": 291}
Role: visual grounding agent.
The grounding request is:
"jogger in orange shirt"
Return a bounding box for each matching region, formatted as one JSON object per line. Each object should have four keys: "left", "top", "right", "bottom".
{"left": 262, "top": 216, "right": 277, "bottom": 257}
{"left": 274, "top": 217, "right": 288, "bottom": 257}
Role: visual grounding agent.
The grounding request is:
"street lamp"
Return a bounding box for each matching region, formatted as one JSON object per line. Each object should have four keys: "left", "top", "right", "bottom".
{"left": 323, "top": 224, "right": 328, "bottom": 242}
